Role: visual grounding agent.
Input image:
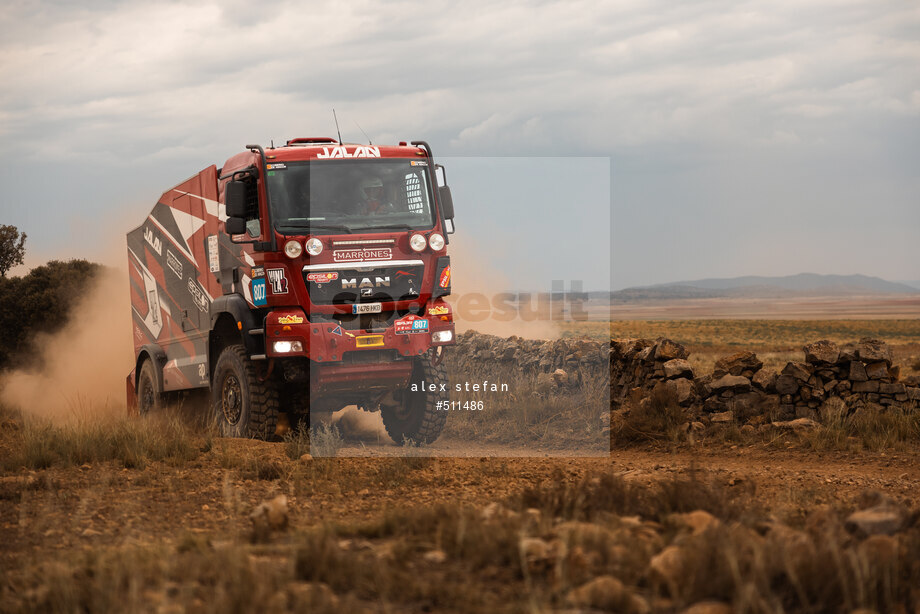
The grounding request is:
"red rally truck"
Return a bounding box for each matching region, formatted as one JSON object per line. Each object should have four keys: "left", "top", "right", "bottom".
{"left": 126, "top": 138, "right": 456, "bottom": 443}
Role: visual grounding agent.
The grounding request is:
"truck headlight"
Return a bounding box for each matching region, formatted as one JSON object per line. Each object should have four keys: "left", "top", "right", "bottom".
{"left": 410, "top": 233, "right": 427, "bottom": 252}
{"left": 428, "top": 233, "right": 445, "bottom": 251}
{"left": 273, "top": 340, "right": 303, "bottom": 353}
{"left": 305, "top": 237, "right": 323, "bottom": 256}
{"left": 431, "top": 331, "right": 453, "bottom": 343}
{"left": 284, "top": 240, "right": 303, "bottom": 259}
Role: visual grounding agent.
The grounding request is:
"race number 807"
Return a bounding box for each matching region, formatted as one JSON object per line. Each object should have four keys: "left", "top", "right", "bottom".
{"left": 252, "top": 278, "right": 267, "bottom": 306}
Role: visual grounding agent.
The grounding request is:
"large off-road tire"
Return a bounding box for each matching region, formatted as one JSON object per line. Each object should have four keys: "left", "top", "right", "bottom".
{"left": 381, "top": 353, "right": 447, "bottom": 445}
{"left": 211, "top": 344, "right": 279, "bottom": 439}
{"left": 137, "top": 359, "right": 163, "bottom": 415}
{"left": 280, "top": 386, "right": 311, "bottom": 434}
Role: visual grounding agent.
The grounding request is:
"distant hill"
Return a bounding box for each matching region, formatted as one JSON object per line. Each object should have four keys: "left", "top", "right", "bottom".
{"left": 612, "top": 273, "right": 920, "bottom": 301}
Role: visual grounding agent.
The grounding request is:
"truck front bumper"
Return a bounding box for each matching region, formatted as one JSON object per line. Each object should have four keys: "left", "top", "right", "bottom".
{"left": 263, "top": 308, "right": 455, "bottom": 363}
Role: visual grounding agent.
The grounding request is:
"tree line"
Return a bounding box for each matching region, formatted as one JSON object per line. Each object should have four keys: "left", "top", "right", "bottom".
{"left": 0, "top": 225, "right": 103, "bottom": 370}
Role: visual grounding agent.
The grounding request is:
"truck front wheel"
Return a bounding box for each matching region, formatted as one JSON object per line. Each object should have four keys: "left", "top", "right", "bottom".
{"left": 381, "top": 353, "right": 447, "bottom": 445}
{"left": 137, "top": 359, "right": 163, "bottom": 415}
{"left": 211, "top": 344, "right": 279, "bottom": 439}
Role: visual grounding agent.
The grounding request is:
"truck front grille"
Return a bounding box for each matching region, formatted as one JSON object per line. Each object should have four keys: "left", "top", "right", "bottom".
{"left": 304, "top": 263, "right": 424, "bottom": 305}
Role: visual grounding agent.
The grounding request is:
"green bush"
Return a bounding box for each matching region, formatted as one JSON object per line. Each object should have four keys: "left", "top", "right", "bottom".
{"left": 0, "top": 259, "right": 102, "bottom": 369}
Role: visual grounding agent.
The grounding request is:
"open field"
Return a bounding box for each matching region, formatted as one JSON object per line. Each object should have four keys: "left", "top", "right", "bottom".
{"left": 609, "top": 294, "right": 920, "bottom": 320}
{"left": 3, "top": 405, "right": 920, "bottom": 612}
{"left": 563, "top": 318, "right": 920, "bottom": 374}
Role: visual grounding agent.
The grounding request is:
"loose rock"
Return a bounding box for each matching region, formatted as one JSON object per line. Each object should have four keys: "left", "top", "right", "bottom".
{"left": 566, "top": 576, "right": 649, "bottom": 614}
{"left": 250, "top": 494, "right": 289, "bottom": 540}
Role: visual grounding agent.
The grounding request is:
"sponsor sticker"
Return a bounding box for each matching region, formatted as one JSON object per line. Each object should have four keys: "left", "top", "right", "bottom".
{"left": 333, "top": 248, "right": 392, "bottom": 263}
{"left": 278, "top": 314, "right": 304, "bottom": 325}
{"left": 251, "top": 266, "right": 265, "bottom": 278}
{"left": 166, "top": 250, "right": 183, "bottom": 278}
{"left": 307, "top": 272, "right": 339, "bottom": 284}
{"left": 267, "top": 268, "right": 289, "bottom": 294}
{"left": 316, "top": 146, "right": 381, "bottom": 159}
{"left": 395, "top": 315, "right": 429, "bottom": 335}
{"left": 208, "top": 236, "right": 219, "bottom": 273}
{"left": 266, "top": 163, "right": 286, "bottom": 170}
{"left": 144, "top": 227, "right": 162, "bottom": 256}
{"left": 252, "top": 278, "right": 267, "bottom": 306}
{"left": 428, "top": 305, "right": 449, "bottom": 316}
{"left": 410, "top": 160, "right": 428, "bottom": 166}
{"left": 187, "top": 278, "right": 208, "bottom": 312}
{"left": 439, "top": 266, "right": 451, "bottom": 288}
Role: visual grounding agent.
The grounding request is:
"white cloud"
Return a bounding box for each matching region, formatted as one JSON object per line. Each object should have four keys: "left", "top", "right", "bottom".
{"left": 1, "top": 0, "right": 918, "bottom": 285}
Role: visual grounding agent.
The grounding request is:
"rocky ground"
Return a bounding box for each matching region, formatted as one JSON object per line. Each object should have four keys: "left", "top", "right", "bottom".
{"left": 2, "top": 411, "right": 920, "bottom": 613}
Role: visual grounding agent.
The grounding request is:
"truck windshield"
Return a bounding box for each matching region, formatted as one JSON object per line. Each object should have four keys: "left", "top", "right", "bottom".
{"left": 267, "top": 159, "right": 436, "bottom": 234}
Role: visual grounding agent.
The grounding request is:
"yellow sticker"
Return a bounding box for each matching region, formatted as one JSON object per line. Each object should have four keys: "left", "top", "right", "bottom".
{"left": 356, "top": 335, "right": 384, "bottom": 348}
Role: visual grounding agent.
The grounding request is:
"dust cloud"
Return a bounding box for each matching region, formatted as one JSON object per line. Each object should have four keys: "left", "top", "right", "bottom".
{"left": 331, "top": 406, "right": 390, "bottom": 442}
{"left": 0, "top": 266, "right": 134, "bottom": 421}
{"left": 445, "top": 237, "right": 559, "bottom": 340}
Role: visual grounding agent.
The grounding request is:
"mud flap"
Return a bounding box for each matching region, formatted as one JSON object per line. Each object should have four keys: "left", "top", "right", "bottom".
{"left": 126, "top": 369, "right": 138, "bottom": 415}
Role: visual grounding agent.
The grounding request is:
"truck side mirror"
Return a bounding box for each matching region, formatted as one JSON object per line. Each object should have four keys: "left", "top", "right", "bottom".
{"left": 225, "top": 217, "right": 246, "bottom": 235}
{"left": 225, "top": 181, "right": 248, "bottom": 218}
{"left": 438, "top": 186, "right": 455, "bottom": 221}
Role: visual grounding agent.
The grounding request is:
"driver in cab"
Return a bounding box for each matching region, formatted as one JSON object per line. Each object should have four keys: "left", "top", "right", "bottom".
{"left": 356, "top": 177, "right": 395, "bottom": 215}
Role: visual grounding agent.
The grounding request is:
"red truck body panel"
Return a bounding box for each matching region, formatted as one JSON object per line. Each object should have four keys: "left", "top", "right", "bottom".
{"left": 127, "top": 139, "right": 455, "bottom": 410}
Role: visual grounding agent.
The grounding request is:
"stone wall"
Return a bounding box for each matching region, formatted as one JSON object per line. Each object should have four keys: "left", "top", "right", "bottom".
{"left": 447, "top": 331, "right": 609, "bottom": 391}
{"left": 610, "top": 337, "right": 919, "bottom": 424}
{"left": 450, "top": 332, "right": 920, "bottom": 424}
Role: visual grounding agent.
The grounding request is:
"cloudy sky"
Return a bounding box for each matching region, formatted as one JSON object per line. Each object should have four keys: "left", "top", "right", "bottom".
{"left": 1, "top": 0, "right": 918, "bottom": 291}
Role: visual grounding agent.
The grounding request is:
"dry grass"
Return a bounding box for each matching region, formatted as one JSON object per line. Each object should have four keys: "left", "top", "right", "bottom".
{"left": 679, "top": 402, "right": 920, "bottom": 453}
{"left": 612, "top": 383, "right": 688, "bottom": 444}
{"left": 515, "top": 468, "right": 750, "bottom": 522}
{"left": 800, "top": 404, "right": 920, "bottom": 452}
{"left": 281, "top": 423, "right": 343, "bottom": 459}
{"left": 440, "top": 361, "right": 609, "bottom": 452}
{"left": 6, "top": 540, "right": 350, "bottom": 614}
{"left": 2, "top": 410, "right": 206, "bottom": 471}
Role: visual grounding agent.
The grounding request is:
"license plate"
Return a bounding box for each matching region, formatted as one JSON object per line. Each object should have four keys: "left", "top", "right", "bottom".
{"left": 352, "top": 302, "right": 382, "bottom": 315}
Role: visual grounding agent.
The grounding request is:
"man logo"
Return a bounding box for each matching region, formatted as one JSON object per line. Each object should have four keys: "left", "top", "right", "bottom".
{"left": 342, "top": 276, "right": 390, "bottom": 290}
